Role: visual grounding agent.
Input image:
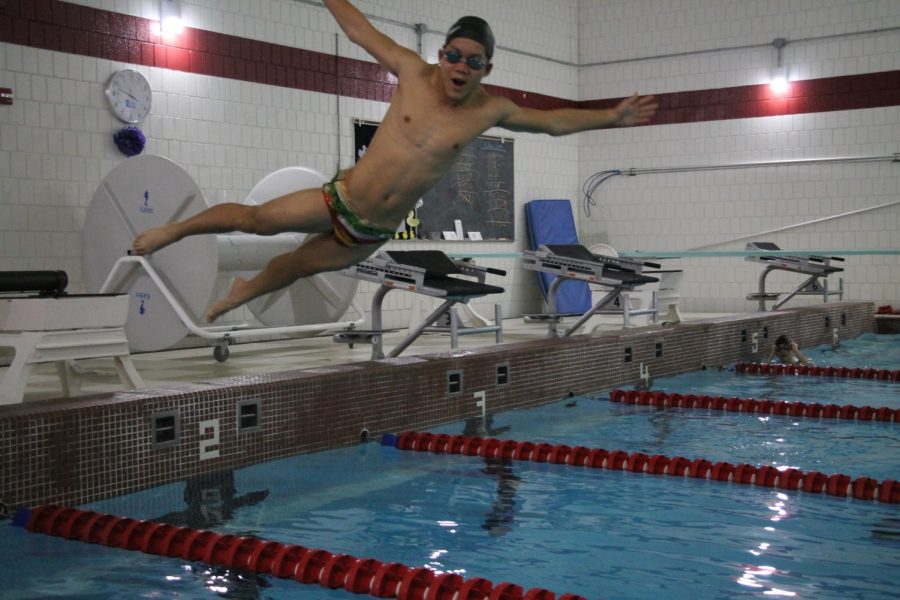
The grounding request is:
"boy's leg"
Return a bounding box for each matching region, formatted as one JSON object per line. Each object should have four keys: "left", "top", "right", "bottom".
{"left": 206, "top": 233, "right": 383, "bottom": 322}
{"left": 132, "top": 187, "right": 333, "bottom": 255}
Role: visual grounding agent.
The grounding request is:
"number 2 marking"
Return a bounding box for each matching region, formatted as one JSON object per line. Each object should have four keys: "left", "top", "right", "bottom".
{"left": 199, "top": 419, "right": 220, "bottom": 460}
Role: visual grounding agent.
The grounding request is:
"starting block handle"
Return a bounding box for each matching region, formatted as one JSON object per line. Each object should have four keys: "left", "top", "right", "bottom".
{"left": 452, "top": 261, "right": 506, "bottom": 283}
{"left": 453, "top": 257, "right": 507, "bottom": 278}
{"left": 806, "top": 254, "right": 845, "bottom": 265}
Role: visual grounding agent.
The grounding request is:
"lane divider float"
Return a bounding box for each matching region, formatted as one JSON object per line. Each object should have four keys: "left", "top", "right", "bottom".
{"left": 735, "top": 362, "right": 900, "bottom": 381}
{"left": 384, "top": 432, "right": 899, "bottom": 504}
{"left": 608, "top": 389, "right": 899, "bottom": 422}
{"left": 13, "top": 505, "right": 588, "bottom": 600}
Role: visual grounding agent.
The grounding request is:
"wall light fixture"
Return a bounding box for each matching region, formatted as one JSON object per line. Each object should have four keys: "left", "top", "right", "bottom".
{"left": 160, "top": 0, "right": 183, "bottom": 35}
{"left": 769, "top": 37, "right": 789, "bottom": 94}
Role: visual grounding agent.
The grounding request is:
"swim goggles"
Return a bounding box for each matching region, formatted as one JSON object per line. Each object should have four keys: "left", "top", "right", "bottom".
{"left": 442, "top": 49, "right": 488, "bottom": 71}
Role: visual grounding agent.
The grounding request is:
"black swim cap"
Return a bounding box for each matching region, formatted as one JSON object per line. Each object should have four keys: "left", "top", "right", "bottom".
{"left": 445, "top": 16, "right": 495, "bottom": 59}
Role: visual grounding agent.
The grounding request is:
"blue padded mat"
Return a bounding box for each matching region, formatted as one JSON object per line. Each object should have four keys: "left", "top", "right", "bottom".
{"left": 524, "top": 199, "right": 591, "bottom": 313}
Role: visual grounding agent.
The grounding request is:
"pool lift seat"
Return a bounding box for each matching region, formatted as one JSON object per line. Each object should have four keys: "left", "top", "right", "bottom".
{"left": 744, "top": 241, "right": 844, "bottom": 311}
{"left": 335, "top": 250, "right": 506, "bottom": 359}
{"left": 521, "top": 244, "right": 660, "bottom": 337}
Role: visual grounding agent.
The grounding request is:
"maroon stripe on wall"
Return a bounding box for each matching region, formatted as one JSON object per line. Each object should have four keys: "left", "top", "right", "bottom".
{"left": 583, "top": 71, "right": 900, "bottom": 123}
{"left": 2, "top": 0, "right": 898, "bottom": 123}
{"left": 0, "top": 0, "right": 396, "bottom": 101}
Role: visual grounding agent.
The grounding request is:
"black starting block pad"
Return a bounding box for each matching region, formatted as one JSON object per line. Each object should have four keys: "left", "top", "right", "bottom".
{"left": 522, "top": 244, "right": 661, "bottom": 337}
{"left": 0, "top": 270, "right": 69, "bottom": 297}
{"left": 347, "top": 250, "right": 505, "bottom": 299}
{"left": 745, "top": 242, "right": 844, "bottom": 275}
{"left": 338, "top": 251, "right": 506, "bottom": 358}
{"left": 526, "top": 245, "right": 659, "bottom": 287}
{"left": 745, "top": 242, "right": 844, "bottom": 311}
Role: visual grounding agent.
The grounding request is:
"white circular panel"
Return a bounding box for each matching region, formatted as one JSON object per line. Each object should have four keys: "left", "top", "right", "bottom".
{"left": 243, "top": 167, "right": 359, "bottom": 327}
{"left": 83, "top": 155, "right": 217, "bottom": 352}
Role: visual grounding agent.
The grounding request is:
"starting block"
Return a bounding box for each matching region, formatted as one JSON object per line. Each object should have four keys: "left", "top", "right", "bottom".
{"left": 745, "top": 242, "right": 844, "bottom": 311}
{"left": 0, "top": 271, "right": 143, "bottom": 405}
{"left": 522, "top": 244, "right": 660, "bottom": 337}
{"left": 336, "top": 251, "right": 505, "bottom": 359}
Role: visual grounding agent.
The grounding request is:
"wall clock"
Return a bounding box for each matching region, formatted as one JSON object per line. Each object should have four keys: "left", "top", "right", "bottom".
{"left": 105, "top": 68, "right": 152, "bottom": 124}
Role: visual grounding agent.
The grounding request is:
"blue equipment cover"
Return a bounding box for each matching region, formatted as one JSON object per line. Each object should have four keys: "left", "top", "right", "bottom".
{"left": 524, "top": 199, "right": 592, "bottom": 313}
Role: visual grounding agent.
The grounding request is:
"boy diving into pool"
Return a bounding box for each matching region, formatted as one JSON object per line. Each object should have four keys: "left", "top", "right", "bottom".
{"left": 131, "top": 0, "right": 658, "bottom": 322}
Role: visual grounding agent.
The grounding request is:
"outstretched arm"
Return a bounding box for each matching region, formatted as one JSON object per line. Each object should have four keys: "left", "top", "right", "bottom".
{"left": 791, "top": 342, "right": 811, "bottom": 366}
{"left": 323, "top": 0, "right": 422, "bottom": 75}
{"left": 498, "top": 93, "right": 657, "bottom": 136}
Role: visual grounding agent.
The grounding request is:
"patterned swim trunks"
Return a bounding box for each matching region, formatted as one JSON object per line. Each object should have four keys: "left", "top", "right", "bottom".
{"left": 322, "top": 177, "right": 396, "bottom": 247}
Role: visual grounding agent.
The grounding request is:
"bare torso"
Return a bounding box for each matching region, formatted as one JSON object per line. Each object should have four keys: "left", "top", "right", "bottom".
{"left": 341, "top": 64, "right": 507, "bottom": 228}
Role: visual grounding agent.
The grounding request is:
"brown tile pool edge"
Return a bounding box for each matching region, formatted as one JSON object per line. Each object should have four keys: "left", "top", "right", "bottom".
{"left": 0, "top": 302, "right": 875, "bottom": 509}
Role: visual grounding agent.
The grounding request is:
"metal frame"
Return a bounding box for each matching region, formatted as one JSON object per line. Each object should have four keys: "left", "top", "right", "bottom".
{"left": 744, "top": 243, "right": 845, "bottom": 311}
{"left": 522, "top": 245, "right": 661, "bottom": 337}
{"left": 336, "top": 252, "right": 504, "bottom": 359}
{"left": 99, "top": 256, "right": 366, "bottom": 359}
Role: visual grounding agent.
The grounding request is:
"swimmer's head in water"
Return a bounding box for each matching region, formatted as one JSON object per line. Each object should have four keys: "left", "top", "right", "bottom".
{"left": 775, "top": 334, "right": 791, "bottom": 350}
{"left": 445, "top": 16, "right": 495, "bottom": 59}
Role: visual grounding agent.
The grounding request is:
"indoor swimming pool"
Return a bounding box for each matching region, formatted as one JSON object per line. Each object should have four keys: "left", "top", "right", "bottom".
{"left": 3, "top": 334, "right": 898, "bottom": 599}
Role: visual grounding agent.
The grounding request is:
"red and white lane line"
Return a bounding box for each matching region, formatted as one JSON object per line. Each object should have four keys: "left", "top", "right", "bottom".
{"left": 386, "top": 432, "right": 899, "bottom": 504}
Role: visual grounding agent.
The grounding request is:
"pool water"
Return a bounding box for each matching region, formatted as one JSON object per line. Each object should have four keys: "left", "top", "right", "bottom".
{"left": 2, "top": 334, "right": 898, "bottom": 599}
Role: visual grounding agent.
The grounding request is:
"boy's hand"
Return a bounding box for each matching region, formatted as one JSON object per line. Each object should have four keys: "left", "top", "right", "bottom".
{"left": 614, "top": 93, "right": 658, "bottom": 126}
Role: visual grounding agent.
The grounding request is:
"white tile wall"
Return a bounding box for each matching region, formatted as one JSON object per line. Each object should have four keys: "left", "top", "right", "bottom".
{"left": 578, "top": 0, "right": 900, "bottom": 312}
{"left": 0, "top": 0, "right": 582, "bottom": 340}
{"left": 1, "top": 0, "right": 897, "bottom": 350}
{"left": 578, "top": 0, "right": 900, "bottom": 96}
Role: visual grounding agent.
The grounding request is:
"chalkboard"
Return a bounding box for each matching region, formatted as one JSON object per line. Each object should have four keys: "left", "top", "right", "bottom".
{"left": 354, "top": 121, "right": 515, "bottom": 240}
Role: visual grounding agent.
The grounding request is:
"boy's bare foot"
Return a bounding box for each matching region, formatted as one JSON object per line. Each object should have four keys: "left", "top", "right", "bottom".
{"left": 131, "top": 226, "right": 180, "bottom": 255}
{"left": 205, "top": 277, "right": 252, "bottom": 322}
